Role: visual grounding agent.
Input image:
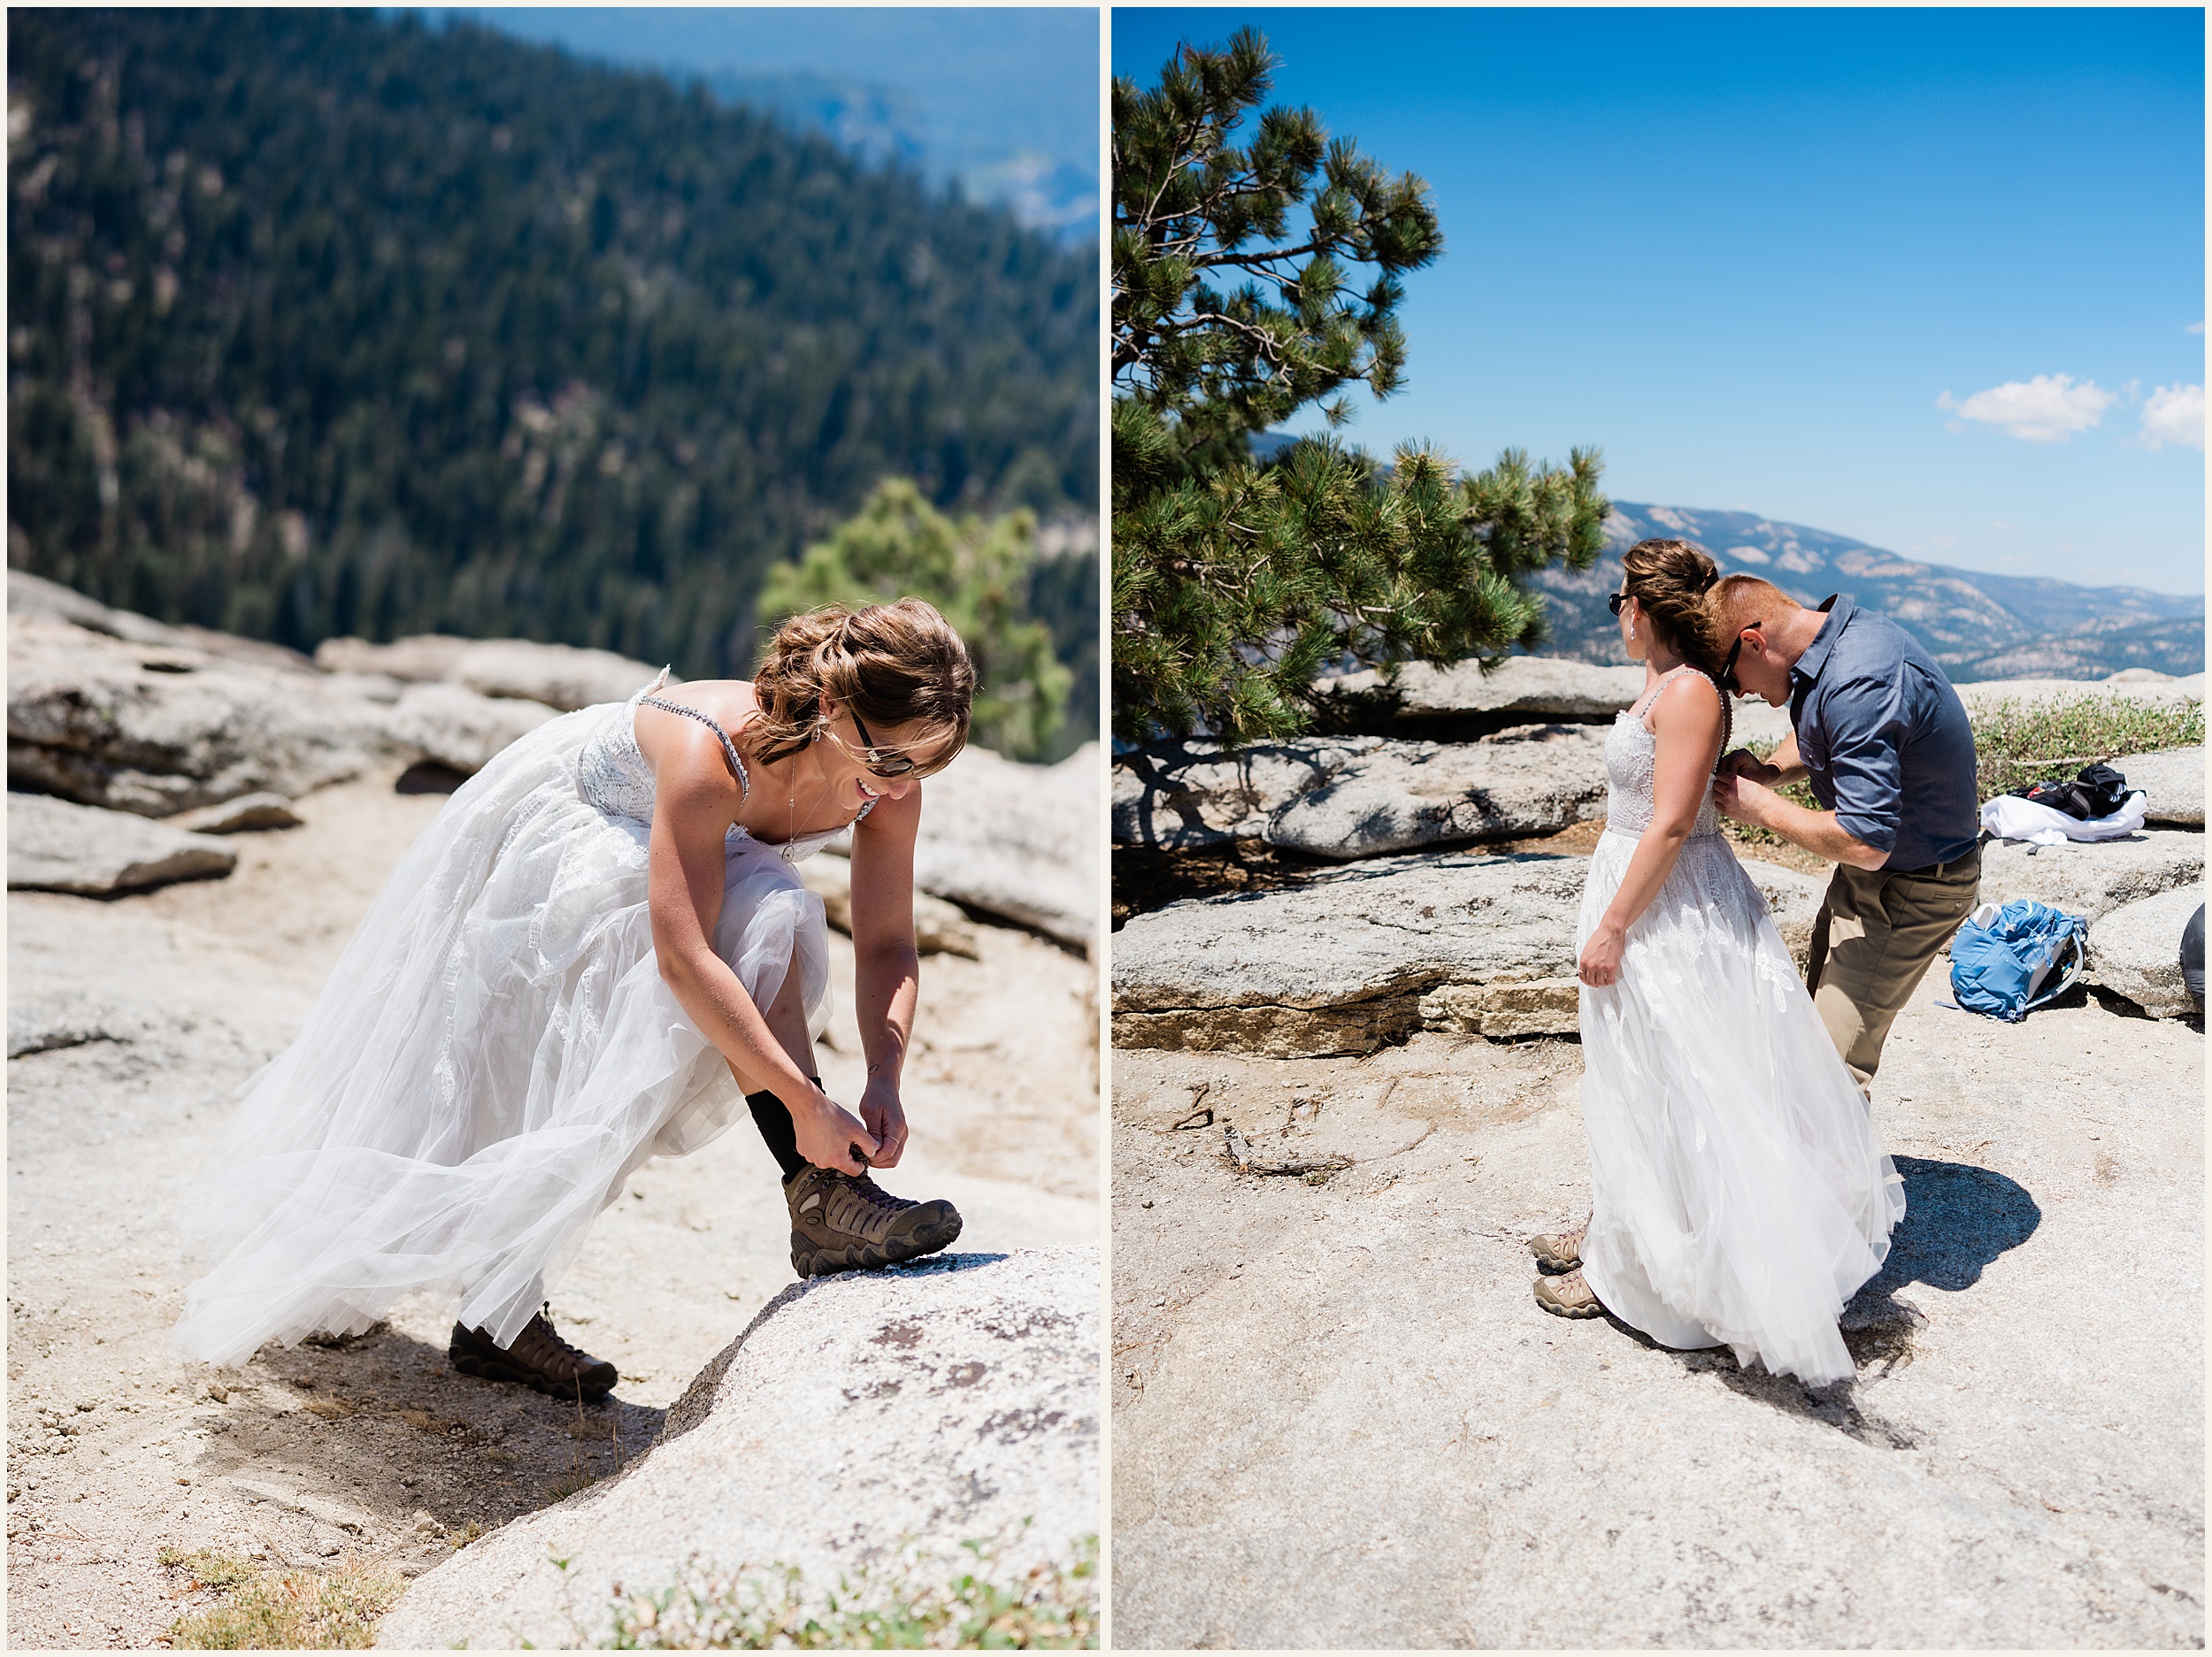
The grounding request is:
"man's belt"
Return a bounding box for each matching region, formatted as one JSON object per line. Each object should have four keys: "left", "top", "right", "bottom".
{"left": 1890, "top": 843, "right": 1984, "bottom": 881}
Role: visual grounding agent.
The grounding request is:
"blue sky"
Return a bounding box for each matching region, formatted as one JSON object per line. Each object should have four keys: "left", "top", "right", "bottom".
{"left": 1114, "top": 7, "right": 2205, "bottom": 596}
{"left": 422, "top": 8, "right": 1099, "bottom": 234}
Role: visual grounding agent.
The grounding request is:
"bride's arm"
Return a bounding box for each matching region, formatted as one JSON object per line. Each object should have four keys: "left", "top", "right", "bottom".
{"left": 847, "top": 786, "right": 923, "bottom": 1168}
{"left": 1578, "top": 673, "right": 1726, "bottom": 988}
{"left": 646, "top": 730, "right": 877, "bottom": 1172}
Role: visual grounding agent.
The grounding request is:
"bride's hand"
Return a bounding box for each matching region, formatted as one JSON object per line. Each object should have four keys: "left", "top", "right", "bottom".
{"left": 791, "top": 1087, "right": 880, "bottom": 1175}
{"left": 1578, "top": 921, "right": 1626, "bottom": 987}
{"left": 858, "top": 1072, "right": 909, "bottom": 1169}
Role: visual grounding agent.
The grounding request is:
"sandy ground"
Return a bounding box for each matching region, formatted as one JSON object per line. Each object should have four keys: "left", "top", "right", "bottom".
{"left": 6, "top": 764, "right": 1098, "bottom": 1649}
{"left": 1110, "top": 931, "right": 2204, "bottom": 1645}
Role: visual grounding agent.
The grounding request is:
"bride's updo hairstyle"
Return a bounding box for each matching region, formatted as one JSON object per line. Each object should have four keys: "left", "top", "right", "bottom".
{"left": 750, "top": 599, "right": 975, "bottom": 771}
{"left": 1619, "top": 539, "right": 1726, "bottom": 678}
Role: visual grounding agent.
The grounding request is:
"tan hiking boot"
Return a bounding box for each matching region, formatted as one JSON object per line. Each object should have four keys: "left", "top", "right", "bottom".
{"left": 1532, "top": 1268, "right": 1605, "bottom": 1320}
{"left": 786, "top": 1167, "right": 963, "bottom": 1279}
{"left": 1527, "top": 1218, "right": 1588, "bottom": 1273}
{"left": 449, "top": 1305, "right": 617, "bottom": 1401}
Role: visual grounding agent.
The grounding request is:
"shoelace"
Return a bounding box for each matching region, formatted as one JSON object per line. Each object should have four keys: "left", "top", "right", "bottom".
{"left": 520, "top": 1306, "right": 596, "bottom": 1372}
{"left": 838, "top": 1173, "right": 916, "bottom": 1214}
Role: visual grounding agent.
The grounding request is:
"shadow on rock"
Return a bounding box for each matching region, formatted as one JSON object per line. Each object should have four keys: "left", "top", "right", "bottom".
{"left": 187, "top": 1319, "right": 668, "bottom": 1569}
{"left": 1601, "top": 1158, "right": 2039, "bottom": 1445}
{"left": 1862, "top": 1155, "right": 2042, "bottom": 1298}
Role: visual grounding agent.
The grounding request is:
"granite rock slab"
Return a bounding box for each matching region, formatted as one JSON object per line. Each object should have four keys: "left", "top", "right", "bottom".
{"left": 1111, "top": 849, "right": 1828, "bottom": 1056}
{"left": 2109, "top": 748, "right": 2205, "bottom": 828}
{"left": 8, "top": 615, "right": 405, "bottom": 816}
{"left": 884, "top": 743, "right": 1097, "bottom": 953}
{"left": 7, "top": 792, "right": 235, "bottom": 894}
{"left": 1978, "top": 828, "right": 2204, "bottom": 924}
{"left": 2088, "top": 886, "right": 2205, "bottom": 1019}
{"left": 1264, "top": 726, "right": 1610, "bottom": 860}
{"left": 374, "top": 1249, "right": 1099, "bottom": 1651}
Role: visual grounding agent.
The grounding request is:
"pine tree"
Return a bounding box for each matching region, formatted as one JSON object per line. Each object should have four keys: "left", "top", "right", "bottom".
{"left": 1112, "top": 27, "right": 1609, "bottom": 746}
{"left": 756, "top": 479, "right": 1072, "bottom": 761}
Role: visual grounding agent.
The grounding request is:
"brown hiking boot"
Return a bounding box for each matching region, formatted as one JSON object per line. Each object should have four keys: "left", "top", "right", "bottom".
{"left": 786, "top": 1166, "right": 963, "bottom": 1278}
{"left": 1527, "top": 1218, "right": 1588, "bottom": 1273}
{"left": 1532, "top": 1268, "right": 1605, "bottom": 1320}
{"left": 449, "top": 1305, "right": 617, "bottom": 1401}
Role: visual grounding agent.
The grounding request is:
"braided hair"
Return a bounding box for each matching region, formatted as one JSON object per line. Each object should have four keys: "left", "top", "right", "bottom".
{"left": 1620, "top": 538, "right": 1732, "bottom": 763}
{"left": 749, "top": 600, "right": 975, "bottom": 770}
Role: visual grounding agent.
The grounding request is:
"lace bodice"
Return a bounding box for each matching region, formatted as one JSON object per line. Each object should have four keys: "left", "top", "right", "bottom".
{"left": 573, "top": 674, "right": 870, "bottom": 863}
{"left": 1603, "top": 670, "right": 1725, "bottom": 840}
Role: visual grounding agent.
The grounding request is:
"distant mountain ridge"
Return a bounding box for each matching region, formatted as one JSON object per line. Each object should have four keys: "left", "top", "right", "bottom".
{"left": 1532, "top": 502, "right": 2205, "bottom": 681}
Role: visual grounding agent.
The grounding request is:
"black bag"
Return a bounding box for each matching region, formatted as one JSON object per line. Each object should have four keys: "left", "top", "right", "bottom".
{"left": 2011, "top": 762, "right": 2131, "bottom": 822}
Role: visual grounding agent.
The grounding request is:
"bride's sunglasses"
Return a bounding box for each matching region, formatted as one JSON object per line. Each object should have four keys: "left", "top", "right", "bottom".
{"left": 822, "top": 709, "right": 950, "bottom": 780}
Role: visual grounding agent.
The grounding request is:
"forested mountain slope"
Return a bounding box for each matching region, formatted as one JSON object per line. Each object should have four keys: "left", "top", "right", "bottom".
{"left": 6, "top": 8, "right": 1096, "bottom": 682}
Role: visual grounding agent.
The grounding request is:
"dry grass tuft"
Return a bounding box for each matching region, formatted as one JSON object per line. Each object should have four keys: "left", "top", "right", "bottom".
{"left": 157, "top": 1548, "right": 403, "bottom": 1650}
{"left": 595, "top": 1532, "right": 1100, "bottom": 1650}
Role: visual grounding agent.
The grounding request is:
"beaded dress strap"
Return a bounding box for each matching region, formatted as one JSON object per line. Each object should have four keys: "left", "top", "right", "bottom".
{"left": 639, "top": 694, "right": 750, "bottom": 801}
{"left": 1629, "top": 665, "right": 1732, "bottom": 771}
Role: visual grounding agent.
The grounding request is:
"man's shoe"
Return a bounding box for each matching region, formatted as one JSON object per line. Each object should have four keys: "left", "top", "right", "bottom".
{"left": 1532, "top": 1268, "right": 1605, "bottom": 1320}
{"left": 449, "top": 1306, "right": 617, "bottom": 1401}
{"left": 786, "top": 1166, "right": 963, "bottom": 1278}
{"left": 1527, "top": 1219, "right": 1587, "bottom": 1274}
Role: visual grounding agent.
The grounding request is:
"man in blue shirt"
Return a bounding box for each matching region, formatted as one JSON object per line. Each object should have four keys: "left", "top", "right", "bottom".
{"left": 1708, "top": 576, "right": 1982, "bottom": 1095}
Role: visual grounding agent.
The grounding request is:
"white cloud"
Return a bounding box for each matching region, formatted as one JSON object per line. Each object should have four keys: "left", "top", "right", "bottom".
{"left": 2139, "top": 383, "right": 2205, "bottom": 450}
{"left": 1937, "top": 374, "right": 2115, "bottom": 442}
{"left": 2188, "top": 321, "right": 2205, "bottom": 334}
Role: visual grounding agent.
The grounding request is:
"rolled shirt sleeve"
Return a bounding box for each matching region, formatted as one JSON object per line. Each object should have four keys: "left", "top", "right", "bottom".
{"left": 1817, "top": 674, "right": 1906, "bottom": 856}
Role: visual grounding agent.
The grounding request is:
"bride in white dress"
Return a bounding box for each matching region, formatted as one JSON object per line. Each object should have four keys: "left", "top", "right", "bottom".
{"left": 1526, "top": 540, "right": 1904, "bottom": 1387}
{"left": 172, "top": 600, "right": 973, "bottom": 1398}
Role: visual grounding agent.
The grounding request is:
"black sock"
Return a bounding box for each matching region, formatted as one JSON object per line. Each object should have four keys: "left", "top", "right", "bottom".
{"left": 745, "top": 1085, "right": 821, "bottom": 1184}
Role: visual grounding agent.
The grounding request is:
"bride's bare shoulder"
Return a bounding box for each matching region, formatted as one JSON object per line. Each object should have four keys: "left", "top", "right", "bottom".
{"left": 1653, "top": 667, "right": 1724, "bottom": 726}
{"left": 634, "top": 678, "right": 761, "bottom": 786}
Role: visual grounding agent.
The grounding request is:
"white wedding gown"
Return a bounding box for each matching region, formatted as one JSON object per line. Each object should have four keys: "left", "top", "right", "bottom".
{"left": 173, "top": 673, "right": 848, "bottom": 1368}
{"left": 1575, "top": 674, "right": 1904, "bottom": 1386}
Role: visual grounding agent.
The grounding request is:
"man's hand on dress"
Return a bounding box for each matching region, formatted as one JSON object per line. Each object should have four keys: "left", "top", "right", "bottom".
{"left": 793, "top": 1087, "right": 879, "bottom": 1176}
{"left": 857, "top": 1073, "right": 910, "bottom": 1169}
{"left": 1719, "top": 748, "right": 1781, "bottom": 785}
{"left": 1711, "top": 769, "right": 1773, "bottom": 826}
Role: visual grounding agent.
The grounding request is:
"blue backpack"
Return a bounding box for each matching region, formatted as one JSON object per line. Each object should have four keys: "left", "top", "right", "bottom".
{"left": 1947, "top": 901, "right": 2087, "bottom": 1022}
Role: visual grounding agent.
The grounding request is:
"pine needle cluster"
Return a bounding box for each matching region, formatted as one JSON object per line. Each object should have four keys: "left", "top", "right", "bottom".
{"left": 1112, "top": 27, "right": 1609, "bottom": 747}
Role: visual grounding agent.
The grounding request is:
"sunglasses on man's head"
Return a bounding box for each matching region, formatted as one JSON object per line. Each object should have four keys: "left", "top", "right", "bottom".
{"left": 1718, "top": 624, "right": 1764, "bottom": 696}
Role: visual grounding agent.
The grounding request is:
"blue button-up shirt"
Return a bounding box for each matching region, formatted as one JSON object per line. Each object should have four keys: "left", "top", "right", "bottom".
{"left": 1789, "top": 595, "right": 1980, "bottom": 871}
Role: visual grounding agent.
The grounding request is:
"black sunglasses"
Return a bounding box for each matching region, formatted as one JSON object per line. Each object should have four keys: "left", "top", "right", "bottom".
{"left": 1608, "top": 590, "right": 1632, "bottom": 616}
{"left": 1719, "top": 624, "right": 1766, "bottom": 696}
{"left": 834, "top": 709, "right": 953, "bottom": 780}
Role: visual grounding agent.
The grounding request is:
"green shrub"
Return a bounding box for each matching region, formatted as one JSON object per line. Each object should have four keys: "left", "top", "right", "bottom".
{"left": 1967, "top": 694, "right": 2202, "bottom": 801}
{"left": 1721, "top": 693, "right": 2202, "bottom": 857}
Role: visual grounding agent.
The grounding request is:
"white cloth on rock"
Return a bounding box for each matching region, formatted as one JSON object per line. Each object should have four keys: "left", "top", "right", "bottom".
{"left": 1980, "top": 789, "right": 2147, "bottom": 847}
{"left": 173, "top": 677, "right": 837, "bottom": 1367}
{"left": 1574, "top": 694, "right": 1905, "bottom": 1386}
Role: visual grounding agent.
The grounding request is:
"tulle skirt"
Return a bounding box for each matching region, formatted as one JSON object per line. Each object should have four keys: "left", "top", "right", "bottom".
{"left": 1575, "top": 829, "right": 1904, "bottom": 1385}
{"left": 171, "top": 701, "right": 829, "bottom": 1368}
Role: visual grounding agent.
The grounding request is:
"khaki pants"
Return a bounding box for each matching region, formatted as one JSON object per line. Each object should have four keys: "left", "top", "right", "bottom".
{"left": 1804, "top": 848, "right": 1982, "bottom": 1093}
